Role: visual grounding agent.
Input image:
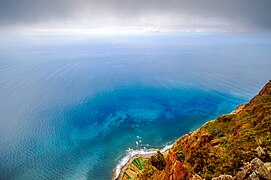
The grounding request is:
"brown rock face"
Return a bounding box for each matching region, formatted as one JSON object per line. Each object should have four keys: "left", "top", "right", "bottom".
{"left": 234, "top": 156, "right": 271, "bottom": 180}
{"left": 212, "top": 175, "right": 234, "bottom": 180}
{"left": 150, "top": 151, "right": 166, "bottom": 171}
{"left": 256, "top": 146, "right": 267, "bottom": 159}
{"left": 249, "top": 172, "right": 260, "bottom": 180}
{"left": 163, "top": 152, "right": 192, "bottom": 180}
{"left": 236, "top": 162, "right": 252, "bottom": 180}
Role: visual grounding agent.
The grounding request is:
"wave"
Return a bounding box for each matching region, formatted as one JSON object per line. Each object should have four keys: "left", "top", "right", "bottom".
{"left": 114, "top": 144, "right": 173, "bottom": 179}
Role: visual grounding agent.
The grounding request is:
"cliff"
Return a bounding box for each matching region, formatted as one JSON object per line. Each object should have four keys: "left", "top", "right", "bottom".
{"left": 117, "top": 80, "right": 271, "bottom": 180}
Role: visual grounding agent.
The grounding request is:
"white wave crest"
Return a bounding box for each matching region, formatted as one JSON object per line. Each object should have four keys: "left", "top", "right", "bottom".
{"left": 114, "top": 144, "right": 173, "bottom": 179}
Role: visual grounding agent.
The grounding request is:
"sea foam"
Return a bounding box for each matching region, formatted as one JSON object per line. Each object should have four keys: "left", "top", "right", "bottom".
{"left": 114, "top": 144, "right": 173, "bottom": 179}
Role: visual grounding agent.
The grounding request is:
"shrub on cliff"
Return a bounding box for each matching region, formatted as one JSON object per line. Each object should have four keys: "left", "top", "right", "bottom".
{"left": 176, "top": 151, "right": 185, "bottom": 163}
{"left": 150, "top": 151, "right": 166, "bottom": 171}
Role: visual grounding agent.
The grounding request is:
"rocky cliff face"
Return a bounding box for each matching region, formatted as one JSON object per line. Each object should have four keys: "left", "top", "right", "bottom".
{"left": 117, "top": 80, "right": 271, "bottom": 180}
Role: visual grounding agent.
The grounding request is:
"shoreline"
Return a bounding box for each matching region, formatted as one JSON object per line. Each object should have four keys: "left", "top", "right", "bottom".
{"left": 113, "top": 144, "right": 173, "bottom": 180}
{"left": 113, "top": 104, "right": 248, "bottom": 179}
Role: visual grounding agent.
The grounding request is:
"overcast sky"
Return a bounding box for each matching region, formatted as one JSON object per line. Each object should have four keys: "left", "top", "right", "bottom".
{"left": 0, "top": 0, "right": 271, "bottom": 33}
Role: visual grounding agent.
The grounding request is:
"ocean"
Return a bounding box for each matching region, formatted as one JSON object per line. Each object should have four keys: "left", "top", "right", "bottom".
{"left": 0, "top": 33, "right": 270, "bottom": 179}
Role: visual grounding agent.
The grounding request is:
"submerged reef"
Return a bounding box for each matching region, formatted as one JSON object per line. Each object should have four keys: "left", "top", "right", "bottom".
{"left": 116, "top": 80, "right": 271, "bottom": 180}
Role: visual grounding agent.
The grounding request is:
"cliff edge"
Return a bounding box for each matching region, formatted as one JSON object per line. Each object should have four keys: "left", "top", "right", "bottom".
{"left": 117, "top": 80, "right": 271, "bottom": 180}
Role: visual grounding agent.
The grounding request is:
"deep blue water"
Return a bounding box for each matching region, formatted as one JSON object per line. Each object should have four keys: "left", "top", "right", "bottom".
{"left": 0, "top": 33, "right": 271, "bottom": 179}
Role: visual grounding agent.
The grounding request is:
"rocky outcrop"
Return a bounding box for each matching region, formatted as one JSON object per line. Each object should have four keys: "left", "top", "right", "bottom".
{"left": 212, "top": 175, "right": 234, "bottom": 180}
{"left": 150, "top": 151, "right": 166, "bottom": 171}
{"left": 117, "top": 81, "right": 271, "bottom": 180}
{"left": 236, "top": 156, "right": 271, "bottom": 180}
{"left": 236, "top": 162, "right": 252, "bottom": 180}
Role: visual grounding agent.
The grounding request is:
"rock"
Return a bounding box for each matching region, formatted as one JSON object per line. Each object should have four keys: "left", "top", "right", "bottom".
{"left": 265, "top": 162, "right": 271, "bottom": 172}
{"left": 250, "top": 157, "right": 271, "bottom": 180}
{"left": 249, "top": 172, "right": 259, "bottom": 180}
{"left": 150, "top": 151, "right": 166, "bottom": 171}
{"left": 258, "top": 162, "right": 271, "bottom": 180}
{"left": 256, "top": 146, "right": 266, "bottom": 159}
{"left": 212, "top": 175, "right": 234, "bottom": 180}
{"left": 251, "top": 157, "right": 264, "bottom": 171}
{"left": 236, "top": 162, "right": 252, "bottom": 180}
{"left": 192, "top": 174, "right": 202, "bottom": 180}
{"left": 236, "top": 171, "right": 246, "bottom": 180}
{"left": 210, "top": 139, "right": 221, "bottom": 146}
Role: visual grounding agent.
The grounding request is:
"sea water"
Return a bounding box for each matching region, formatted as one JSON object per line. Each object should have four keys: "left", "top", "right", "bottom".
{"left": 0, "top": 33, "right": 270, "bottom": 179}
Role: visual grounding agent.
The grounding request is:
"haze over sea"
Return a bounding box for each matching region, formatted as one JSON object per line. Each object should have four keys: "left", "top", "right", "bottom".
{"left": 0, "top": 33, "right": 271, "bottom": 180}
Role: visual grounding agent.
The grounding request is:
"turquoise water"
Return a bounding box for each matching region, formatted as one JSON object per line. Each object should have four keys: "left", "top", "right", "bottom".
{"left": 0, "top": 33, "right": 271, "bottom": 179}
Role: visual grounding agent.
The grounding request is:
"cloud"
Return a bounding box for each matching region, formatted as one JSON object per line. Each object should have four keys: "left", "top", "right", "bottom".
{"left": 0, "top": 0, "right": 270, "bottom": 32}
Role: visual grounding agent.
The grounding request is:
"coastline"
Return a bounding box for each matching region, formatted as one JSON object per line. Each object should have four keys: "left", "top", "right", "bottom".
{"left": 113, "top": 144, "right": 173, "bottom": 179}
{"left": 114, "top": 80, "right": 271, "bottom": 179}
{"left": 113, "top": 101, "right": 252, "bottom": 180}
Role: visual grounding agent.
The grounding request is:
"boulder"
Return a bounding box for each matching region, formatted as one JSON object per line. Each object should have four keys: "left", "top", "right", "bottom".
{"left": 150, "top": 151, "right": 166, "bottom": 171}
{"left": 236, "top": 162, "right": 252, "bottom": 180}
{"left": 265, "top": 162, "right": 271, "bottom": 172}
{"left": 256, "top": 146, "right": 266, "bottom": 159}
{"left": 192, "top": 174, "right": 202, "bottom": 180}
{"left": 251, "top": 158, "right": 264, "bottom": 171}
{"left": 249, "top": 172, "right": 259, "bottom": 180}
{"left": 212, "top": 175, "right": 234, "bottom": 180}
{"left": 250, "top": 157, "right": 271, "bottom": 180}
{"left": 258, "top": 162, "right": 271, "bottom": 180}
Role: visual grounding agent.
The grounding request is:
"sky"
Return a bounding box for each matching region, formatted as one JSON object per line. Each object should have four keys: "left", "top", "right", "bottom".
{"left": 0, "top": 0, "right": 271, "bottom": 34}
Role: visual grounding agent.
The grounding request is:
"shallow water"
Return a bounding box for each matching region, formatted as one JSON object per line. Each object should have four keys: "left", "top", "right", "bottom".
{"left": 0, "top": 33, "right": 270, "bottom": 179}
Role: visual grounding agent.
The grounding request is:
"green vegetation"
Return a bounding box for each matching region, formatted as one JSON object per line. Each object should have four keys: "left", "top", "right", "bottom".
{"left": 217, "top": 114, "right": 235, "bottom": 122}
{"left": 132, "top": 158, "right": 142, "bottom": 170}
{"left": 176, "top": 151, "right": 185, "bottom": 163}
{"left": 124, "top": 172, "right": 131, "bottom": 179}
